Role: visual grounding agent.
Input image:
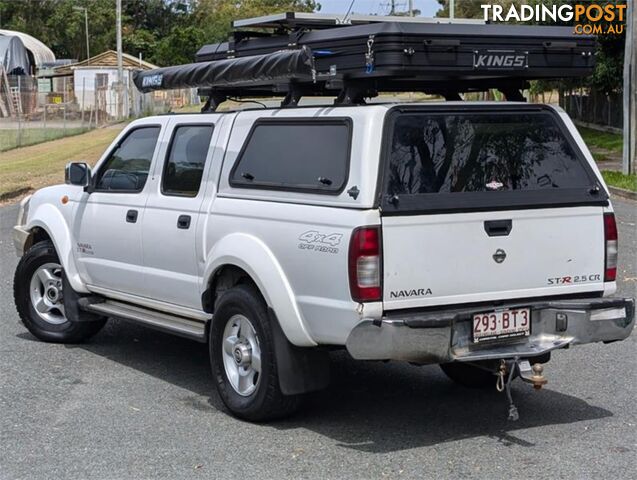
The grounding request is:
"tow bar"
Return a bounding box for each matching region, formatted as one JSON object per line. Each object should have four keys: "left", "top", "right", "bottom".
{"left": 495, "top": 357, "right": 548, "bottom": 421}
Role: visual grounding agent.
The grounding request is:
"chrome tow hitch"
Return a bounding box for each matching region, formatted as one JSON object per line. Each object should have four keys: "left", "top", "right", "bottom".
{"left": 518, "top": 360, "right": 548, "bottom": 390}
{"left": 495, "top": 357, "right": 548, "bottom": 421}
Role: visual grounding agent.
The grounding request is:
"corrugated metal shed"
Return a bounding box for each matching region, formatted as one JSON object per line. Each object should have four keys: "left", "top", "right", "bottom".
{"left": 0, "top": 29, "right": 55, "bottom": 67}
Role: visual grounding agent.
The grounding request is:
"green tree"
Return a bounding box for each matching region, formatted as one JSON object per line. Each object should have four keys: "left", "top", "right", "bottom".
{"left": 154, "top": 25, "right": 206, "bottom": 66}
{"left": 0, "top": 0, "right": 117, "bottom": 61}
{"left": 123, "top": 28, "right": 158, "bottom": 64}
{"left": 0, "top": 0, "right": 319, "bottom": 66}
{"left": 194, "top": 0, "right": 318, "bottom": 44}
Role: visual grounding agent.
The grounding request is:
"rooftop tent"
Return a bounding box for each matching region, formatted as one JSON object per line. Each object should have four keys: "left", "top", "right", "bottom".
{"left": 133, "top": 12, "right": 596, "bottom": 109}
{"left": 0, "top": 35, "right": 31, "bottom": 75}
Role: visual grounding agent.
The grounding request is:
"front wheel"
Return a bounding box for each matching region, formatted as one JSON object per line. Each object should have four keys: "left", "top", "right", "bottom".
{"left": 13, "top": 241, "right": 106, "bottom": 343}
{"left": 209, "top": 284, "right": 301, "bottom": 421}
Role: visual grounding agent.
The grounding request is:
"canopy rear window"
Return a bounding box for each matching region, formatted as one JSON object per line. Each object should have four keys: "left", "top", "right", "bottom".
{"left": 382, "top": 108, "right": 606, "bottom": 213}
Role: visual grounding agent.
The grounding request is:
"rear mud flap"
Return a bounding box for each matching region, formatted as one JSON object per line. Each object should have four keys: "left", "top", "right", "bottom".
{"left": 268, "top": 308, "right": 331, "bottom": 396}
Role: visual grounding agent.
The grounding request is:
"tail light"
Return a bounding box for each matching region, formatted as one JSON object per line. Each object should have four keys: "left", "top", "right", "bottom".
{"left": 348, "top": 226, "right": 382, "bottom": 302}
{"left": 603, "top": 212, "right": 618, "bottom": 282}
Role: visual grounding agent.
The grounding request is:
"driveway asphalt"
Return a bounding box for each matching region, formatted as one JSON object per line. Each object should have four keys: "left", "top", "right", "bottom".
{"left": 0, "top": 198, "right": 635, "bottom": 480}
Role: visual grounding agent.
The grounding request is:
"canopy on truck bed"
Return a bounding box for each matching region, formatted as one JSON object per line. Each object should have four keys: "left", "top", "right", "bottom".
{"left": 132, "top": 12, "right": 595, "bottom": 109}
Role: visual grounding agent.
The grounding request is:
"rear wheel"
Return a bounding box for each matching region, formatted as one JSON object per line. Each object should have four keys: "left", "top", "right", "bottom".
{"left": 13, "top": 241, "right": 106, "bottom": 343}
{"left": 210, "top": 284, "right": 301, "bottom": 421}
{"left": 440, "top": 361, "right": 495, "bottom": 389}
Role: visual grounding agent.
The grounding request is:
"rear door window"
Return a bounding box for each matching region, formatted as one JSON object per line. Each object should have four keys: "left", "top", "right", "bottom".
{"left": 162, "top": 125, "right": 214, "bottom": 197}
{"left": 382, "top": 109, "right": 605, "bottom": 213}
{"left": 230, "top": 119, "right": 351, "bottom": 193}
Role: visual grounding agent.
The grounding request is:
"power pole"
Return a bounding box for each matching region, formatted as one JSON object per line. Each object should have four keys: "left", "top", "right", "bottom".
{"left": 450, "top": 0, "right": 455, "bottom": 20}
{"left": 84, "top": 8, "right": 90, "bottom": 65}
{"left": 408, "top": 0, "right": 414, "bottom": 17}
{"left": 116, "top": 0, "right": 124, "bottom": 119}
{"left": 623, "top": 0, "right": 636, "bottom": 174}
{"left": 73, "top": 7, "right": 90, "bottom": 65}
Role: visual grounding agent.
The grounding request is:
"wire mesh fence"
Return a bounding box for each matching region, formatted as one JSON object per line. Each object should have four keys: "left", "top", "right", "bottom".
{"left": 559, "top": 88, "right": 623, "bottom": 131}
{"left": 0, "top": 73, "right": 199, "bottom": 152}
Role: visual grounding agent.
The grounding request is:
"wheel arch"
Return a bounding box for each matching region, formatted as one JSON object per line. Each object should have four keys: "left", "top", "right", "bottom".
{"left": 202, "top": 233, "right": 316, "bottom": 347}
{"left": 23, "top": 226, "right": 52, "bottom": 252}
{"left": 26, "top": 203, "right": 88, "bottom": 293}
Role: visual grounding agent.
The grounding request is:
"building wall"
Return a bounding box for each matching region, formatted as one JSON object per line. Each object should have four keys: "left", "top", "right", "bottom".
{"left": 73, "top": 67, "right": 138, "bottom": 117}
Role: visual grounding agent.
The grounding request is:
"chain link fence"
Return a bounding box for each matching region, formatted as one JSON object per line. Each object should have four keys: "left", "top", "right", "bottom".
{"left": 0, "top": 73, "right": 199, "bottom": 152}
{"left": 559, "top": 88, "right": 623, "bottom": 132}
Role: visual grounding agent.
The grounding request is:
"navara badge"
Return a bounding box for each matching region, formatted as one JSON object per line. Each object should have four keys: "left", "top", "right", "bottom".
{"left": 493, "top": 249, "right": 507, "bottom": 263}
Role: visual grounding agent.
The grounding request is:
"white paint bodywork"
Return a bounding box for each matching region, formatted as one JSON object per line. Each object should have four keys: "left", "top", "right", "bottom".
{"left": 16, "top": 102, "right": 616, "bottom": 347}
{"left": 382, "top": 207, "right": 606, "bottom": 310}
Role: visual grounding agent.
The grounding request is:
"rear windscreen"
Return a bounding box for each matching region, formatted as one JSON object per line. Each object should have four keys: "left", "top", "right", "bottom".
{"left": 383, "top": 110, "right": 604, "bottom": 213}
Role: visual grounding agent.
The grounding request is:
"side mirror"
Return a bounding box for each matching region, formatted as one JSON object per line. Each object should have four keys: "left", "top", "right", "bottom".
{"left": 65, "top": 162, "right": 91, "bottom": 188}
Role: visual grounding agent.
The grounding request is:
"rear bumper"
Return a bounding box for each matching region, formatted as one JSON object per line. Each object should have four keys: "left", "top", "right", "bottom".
{"left": 346, "top": 297, "right": 635, "bottom": 364}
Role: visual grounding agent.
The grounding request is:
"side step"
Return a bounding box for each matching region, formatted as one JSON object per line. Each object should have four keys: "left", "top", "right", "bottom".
{"left": 81, "top": 299, "right": 208, "bottom": 342}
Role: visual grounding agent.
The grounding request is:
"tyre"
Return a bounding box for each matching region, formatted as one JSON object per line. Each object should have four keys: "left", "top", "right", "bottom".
{"left": 13, "top": 241, "right": 106, "bottom": 343}
{"left": 440, "top": 361, "right": 496, "bottom": 389}
{"left": 209, "top": 284, "right": 301, "bottom": 421}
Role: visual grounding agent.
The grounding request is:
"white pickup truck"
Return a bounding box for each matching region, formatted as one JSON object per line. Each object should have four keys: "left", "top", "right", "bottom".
{"left": 13, "top": 102, "right": 634, "bottom": 421}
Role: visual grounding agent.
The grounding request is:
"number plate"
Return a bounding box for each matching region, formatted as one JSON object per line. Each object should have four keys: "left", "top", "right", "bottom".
{"left": 472, "top": 308, "right": 530, "bottom": 343}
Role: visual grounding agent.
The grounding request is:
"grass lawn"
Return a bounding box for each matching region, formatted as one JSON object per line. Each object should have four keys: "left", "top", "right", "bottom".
{"left": 578, "top": 126, "right": 623, "bottom": 154}
{"left": 0, "top": 126, "right": 123, "bottom": 200}
{"left": 0, "top": 127, "right": 91, "bottom": 152}
{"left": 602, "top": 170, "right": 637, "bottom": 192}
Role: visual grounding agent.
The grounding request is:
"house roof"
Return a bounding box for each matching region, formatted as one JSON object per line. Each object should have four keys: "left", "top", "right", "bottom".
{"left": 52, "top": 50, "right": 158, "bottom": 76}
{"left": 0, "top": 29, "right": 55, "bottom": 67}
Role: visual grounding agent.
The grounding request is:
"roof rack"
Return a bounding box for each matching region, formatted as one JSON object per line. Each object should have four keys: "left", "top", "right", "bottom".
{"left": 232, "top": 12, "right": 485, "bottom": 30}
{"left": 133, "top": 13, "right": 595, "bottom": 111}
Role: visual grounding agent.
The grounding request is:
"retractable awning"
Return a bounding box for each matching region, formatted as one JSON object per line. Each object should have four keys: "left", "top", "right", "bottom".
{"left": 133, "top": 47, "right": 315, "bottom": 93}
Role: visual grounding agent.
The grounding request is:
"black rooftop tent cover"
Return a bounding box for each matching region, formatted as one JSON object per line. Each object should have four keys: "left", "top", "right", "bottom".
{"left": 132, "top": 13, "right": 596, "bottom": 107}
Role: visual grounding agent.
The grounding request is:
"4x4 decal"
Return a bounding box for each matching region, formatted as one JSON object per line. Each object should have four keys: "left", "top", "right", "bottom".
{"left": 298, "top": 230, "right": 342, "bottom": 254}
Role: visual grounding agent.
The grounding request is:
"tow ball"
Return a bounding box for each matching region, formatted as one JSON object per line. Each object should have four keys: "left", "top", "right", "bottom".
{"left": 495, "top": 358, "right": 548, "bottom": 421}
{"left": 518, "top": 361, "right": 548, "bottom": 390}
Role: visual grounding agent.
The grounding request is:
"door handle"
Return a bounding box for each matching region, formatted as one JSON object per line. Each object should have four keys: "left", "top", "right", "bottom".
{"left": 126, "top": 209, "right": 138, "bottom": 223}
{"left": 177, "top": 215, "right": 191, "bottom": 230}
{"left": 484, "top": 219, "right": 512, "bottom": 237}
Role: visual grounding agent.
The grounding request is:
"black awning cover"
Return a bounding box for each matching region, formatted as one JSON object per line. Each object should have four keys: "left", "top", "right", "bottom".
{"left": 133, "top": 47, "right": 314, "bottom": 93}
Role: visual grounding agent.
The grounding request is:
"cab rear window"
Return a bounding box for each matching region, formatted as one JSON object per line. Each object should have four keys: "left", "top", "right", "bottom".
{"left": 230, "top": 119, "right": 351, "bottom": 194}
{"left": 382, "top": 108, "right": 605, "bottom": 213}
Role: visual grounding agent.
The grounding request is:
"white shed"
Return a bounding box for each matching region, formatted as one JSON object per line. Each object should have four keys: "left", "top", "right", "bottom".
{"left": 53, "top": 50, "right": 158, "bottom": 118}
